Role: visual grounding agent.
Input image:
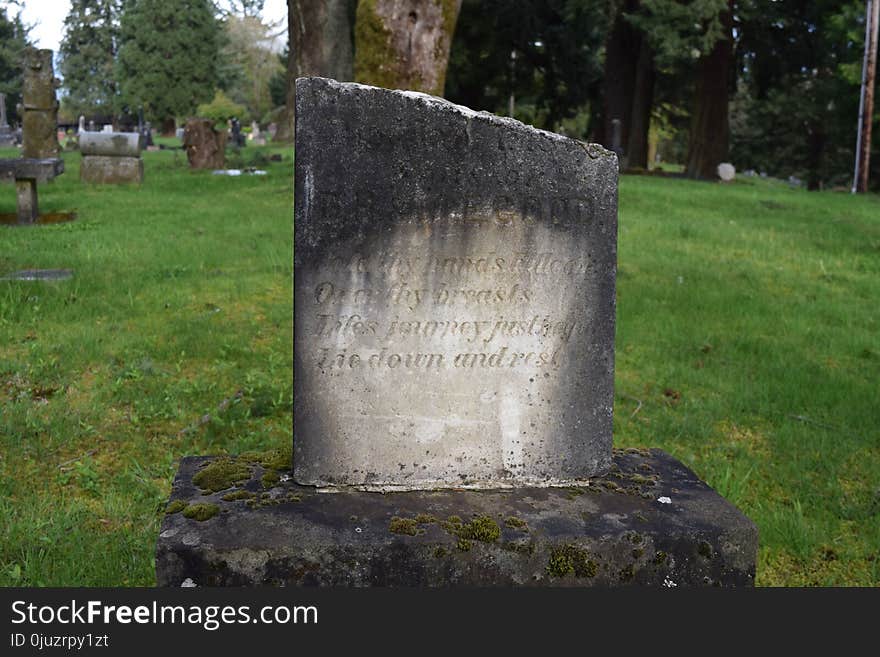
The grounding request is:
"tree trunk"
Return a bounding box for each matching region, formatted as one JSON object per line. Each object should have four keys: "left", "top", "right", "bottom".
{"left": 806, "top": 121, "right": 825, "bottom": 191}
{"left": 354, "top": 0, "right": 463, "bottom": 96}
{"left": 685, "top": 0, "right": 734, "bottom": 180}
{"left": 597, "top": 0, "right": 640, "bottom": 154}
{"left": 626, "top": 39, "right": 654, "bottom": 169}
{"left": 276, "top": 0, "right": 354, "bottom": 142}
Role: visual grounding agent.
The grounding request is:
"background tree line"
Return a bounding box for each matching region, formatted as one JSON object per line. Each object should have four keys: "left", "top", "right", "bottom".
{"left": 0, "top": 0, "right": 877, "bottom": 189}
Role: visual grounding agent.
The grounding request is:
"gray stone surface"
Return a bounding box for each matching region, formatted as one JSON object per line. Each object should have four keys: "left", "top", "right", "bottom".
{"left": 79, "top": 132, "right": 142, "bottom": 157}
{"left": 0, "top": 158, "right": 64, "bottom": 224}
{"left": 0, "top": 268, "right": 73, "bottom": 281}
{"left": 155, "top": 450, "right": 758, "bottom": 587}
{"left": 14, "top": 179, "right": 37, "bottom": 222}
{"left": 80, "top": 155, "right": 143, "bottom": 184}
{"left": 20, "top": 48, "right": 59, "bottom": 160}
{"left": 0, "top": 93, "right": 14, "bottom": 147}
{"left": 0, "top": 157, "right": 64, "bottom": 183}
{"left": 294, "top": 78, "right": 618, "bottom": 490}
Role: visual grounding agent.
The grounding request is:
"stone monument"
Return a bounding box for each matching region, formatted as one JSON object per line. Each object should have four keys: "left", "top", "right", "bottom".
{"left": 183, "top": 118, "right": 227, "bottom": 169}
{"left": 0, "top": 93, "right": 16, "bottom": 146}
{"left": 19, "top": 48, "right": 59, "bottom": 159}
{"left": 80, "top": 132, "right": 144, "bottom": 184}
{"left": 156, "top": 79, "right": 757, "bottom": 587}
{"left": 0, "top": 48, "right": 64, "bottom": 224}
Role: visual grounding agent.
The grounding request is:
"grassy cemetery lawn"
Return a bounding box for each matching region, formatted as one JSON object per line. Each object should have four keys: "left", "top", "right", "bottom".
{"left": 0, "top": 145, "right": 878, "bottom": 586}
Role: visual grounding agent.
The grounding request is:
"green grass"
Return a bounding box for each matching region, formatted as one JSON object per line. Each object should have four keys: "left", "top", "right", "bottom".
{"left": 614, "top": 174, "right": 880, "bottom": 586}
{"left": 0, "top": 144, "right": 293, "bottom": 585}
{"left": 0, "top": 147, "right": 877, "bottom": 586}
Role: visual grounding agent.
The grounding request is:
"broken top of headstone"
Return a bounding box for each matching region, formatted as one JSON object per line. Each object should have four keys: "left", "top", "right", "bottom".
{"left": 294, "top": 78, "right": 618, "bottom": 490}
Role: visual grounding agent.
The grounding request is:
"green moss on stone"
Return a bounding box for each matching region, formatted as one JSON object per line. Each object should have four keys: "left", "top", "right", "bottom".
{"left": 241, "top": 446, "right": 292, "bottom": 471}
{"left": 414, "top": 513, "right": 437, "bottom": 524}
{"left": 503, "top": 540, "right": 536, "bottom": 556}
{"left": 261, "top": 469, "right": 280, "bottom": 489}
{"left": 698, "top": 541, "right": 713, "bottom": 558}
{"left": 653, "top": 551, "right": 668, "bottom": 565}
{"left": 192, "top": 458, "right": 252, "bottom": 493}
{"left": 458, "top": 515, "right": 501, "bottom": 543}
{"left": 389, "top": 516, "right": 421, "bottom": 536}
{"left": 221, "top": 490, "right": 254, "bottom": 502}
{"left": 457, "top": 538, "right": 472, "bottom": 552}
{"left": 504, "top": 516, "right": 528, "bottom": 530}
{"left": 433, "top": 546, "right": 448, "bottom": 558}
{"left": 165, "top": 499, "right": 187, "bottom": 514}
{"left": 566, "top": 487, "right": 585, "bottom": 500}
{"left": 546, "top": 544, "right": 598, "bottom": 578}
{"left": 182, "top": 503, "right": 219, "bottom": 521}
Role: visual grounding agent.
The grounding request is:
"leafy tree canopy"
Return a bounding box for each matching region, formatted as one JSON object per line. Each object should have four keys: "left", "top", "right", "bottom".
{"left": 59, "top": 0, "right": 121, "bottom": 118}
{"left": 116, "top": 0, "right": 220, "bottom": 125}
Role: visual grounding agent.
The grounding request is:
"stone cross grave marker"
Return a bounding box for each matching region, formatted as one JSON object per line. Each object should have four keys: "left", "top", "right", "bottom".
{"left": 293, "top": 78, "right": 618, "bottom": 490}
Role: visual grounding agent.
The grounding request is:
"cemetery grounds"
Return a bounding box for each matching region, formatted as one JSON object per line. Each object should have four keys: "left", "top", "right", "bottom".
{"left": 0, "top": 142, "right": 877, "bottom": 586}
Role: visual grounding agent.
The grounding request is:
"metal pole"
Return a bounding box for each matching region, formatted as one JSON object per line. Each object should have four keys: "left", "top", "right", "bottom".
{"left": 854, "top": 0, "right": 879, "bottom": 193}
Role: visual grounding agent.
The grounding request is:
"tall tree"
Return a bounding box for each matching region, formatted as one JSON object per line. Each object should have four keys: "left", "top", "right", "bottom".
{"left": 116, "top": 0, "right": 220, "bottom": 133}
{"left": 59, "top": 0, "right": 121, "bottom": 119}
{"left": 218, "top": 14, "right": 284, "bottom": 121}
{"left": 684, "top": 0, "right": 734, "bottom": 179}
{"left": 732, "top": 0, "right": 871, "bottom": 189}
{"left": 0, "top": 5, "right": 31, "bottom": 126}
{"left": 624, "top": 0, "right": 731, "bottom": 176}
{"left": 354, "top": 0, "right": 462, "bottom": 96}
{"left": 597, "top": 0, "right": 654, "bottom": 168}
{"left": 274, "top": 0, "right": 354, "bottom": 141}
{"left": 445, "top": 0, "right": 608, "bottom": 134}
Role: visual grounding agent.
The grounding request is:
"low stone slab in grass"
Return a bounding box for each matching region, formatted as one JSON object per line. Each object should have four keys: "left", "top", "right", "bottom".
{"left": 155, "top": 449, "right": 757, "bottom": 587}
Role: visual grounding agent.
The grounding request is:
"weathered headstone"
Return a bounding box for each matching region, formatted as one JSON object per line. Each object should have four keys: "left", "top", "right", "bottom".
{"left": 182, "top": 118, "right": 227, "bottom": 169}
{"left": 0, "top": 93, "right": 15, "bottom": 146}
{"left": 19, "top": 48, "right": 59, "bottom": 159}
{"left": 294, "top": 78, "right": 617, "bottom": 489}
{"left": 80, "top": 132, "right": 144, "bottom": 184}
{"left": 156, "top": 78, "right": 758, "bottom": 588}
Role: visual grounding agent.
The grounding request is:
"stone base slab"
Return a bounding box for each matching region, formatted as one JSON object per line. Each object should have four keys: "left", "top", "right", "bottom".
{"left": 80, "top": 155, "right": 143, "bottom": 184}
{"left": 155, "top": 449, "right": 757, "bottom": 587}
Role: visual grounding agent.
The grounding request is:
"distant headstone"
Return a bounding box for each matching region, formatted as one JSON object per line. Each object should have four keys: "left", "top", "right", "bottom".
{"left": 102, "top": 124, "right": 113, "bottom": 133}
{"left": 78, "top": 115, "right": 85, "bottom": 133}
{"left": 250, "top": 121, "right": 260, "bottom": 138}
{"left": 0, "top": 93, "right": 14, "bottom": 147}
{"left": 229, "top": 118, "right": 245, "bottom": 148}
{"left": 610, "top": 118, "right": 623, "bottom": 157}
{"left": 88, "top": 120, "right": 95, "bottom": 132}
{"left": 294, "top": 78, "right": 618, "bottom": 489}
{"left": 183, "top": 118, "right": 227, "bottom": 169}
{"left": 717, "top": 162, "right": 735, "bottom": 182}
{"left": 79, "top": 132, "right": 143, "bottom": 184}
